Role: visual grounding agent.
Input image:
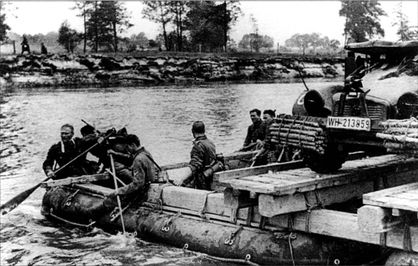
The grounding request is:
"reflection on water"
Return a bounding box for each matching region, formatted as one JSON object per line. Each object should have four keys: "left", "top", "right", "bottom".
{"left": 0, "top": 82, "right": 337, "bottom": 265}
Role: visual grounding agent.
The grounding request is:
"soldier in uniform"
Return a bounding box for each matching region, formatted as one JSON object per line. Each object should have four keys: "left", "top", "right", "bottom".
{"left": 43, "top": 124, "right": 84, "bottom": 179}
{"left": 107, "top": 134, "right": 158, "bottom": 202}
{"left": 179, "top": 121, "right": 222, "bottom": 190}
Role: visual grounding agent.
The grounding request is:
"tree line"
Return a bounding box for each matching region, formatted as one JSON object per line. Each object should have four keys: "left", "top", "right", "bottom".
{"left": 1, "top": 0, "right": 417, "bottom": 54}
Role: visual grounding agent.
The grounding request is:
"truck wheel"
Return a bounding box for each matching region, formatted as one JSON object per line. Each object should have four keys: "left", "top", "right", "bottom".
{"left": 303, "top": 144, "right": 347, "bottom": 173}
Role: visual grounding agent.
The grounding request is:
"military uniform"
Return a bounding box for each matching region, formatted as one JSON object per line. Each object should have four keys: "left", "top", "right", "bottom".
{"left": 117, "top": 146, "right": 157, "bottom": 197}
{"left": 42, "top": 138, "right": 85, "bottom": 179}
{"left": 187, "top": 135, "right": 217, "bottom": 190}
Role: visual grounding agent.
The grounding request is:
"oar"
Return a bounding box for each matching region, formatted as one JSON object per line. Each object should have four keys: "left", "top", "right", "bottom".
{"left": 109, "top": 154, "right": 126, "bottom": 234}
{"left": 0, "top": 129, "right": 115, "bottom": 216}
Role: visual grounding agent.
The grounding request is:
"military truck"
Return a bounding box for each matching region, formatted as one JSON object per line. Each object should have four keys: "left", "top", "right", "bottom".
{"left": 275, "top": 40, "right": 418, "bottom": 173}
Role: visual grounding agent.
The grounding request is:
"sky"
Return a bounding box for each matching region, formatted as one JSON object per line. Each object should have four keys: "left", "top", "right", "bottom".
{"left": 3, "top": 1, "right": 418, "bottom": 46}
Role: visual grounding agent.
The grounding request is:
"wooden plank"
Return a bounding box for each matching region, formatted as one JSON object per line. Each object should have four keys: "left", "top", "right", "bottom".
{"left": 258, "top": 181, "right": 373, "bottom": 217}
{"left": 239, "top": 174, "right": 296, "bottom": 186}
{"left": 73, "top": 183, "right": 114, "bottom": 196}
{"left": 364, "top": 182, "right": 418, "bottom": 202}
{"left": 269, "top": 209, "right": 418, "bottom": 252}
{"left": 365, "top": 197, "right": 418, "bottom": 212}
{"left": 221, "top": 155, "right": 418, "bottom": 196}
{"left": 214, "top": 160, "right": 304, "bottom": 182}
{"left": 41, "top": 173, "right": 110, "bottom": 188}
{"left": 357, "top": 205, "right": 401, "bottom": 233}
{"left": 395, "top": 191, "right": 418, "bottom": 200}
{"left": 363, "top": 182, "right": 418, "bottom": 212}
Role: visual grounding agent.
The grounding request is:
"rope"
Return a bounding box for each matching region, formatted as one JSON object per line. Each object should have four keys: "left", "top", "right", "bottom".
{"left": 273, "top": 231, "right": 297, "bottom": 266}
{"left": 161, "top": 212, "right": 181, "bottom": 232}
{"left": 224, "top": 225, "right": 243, "bottom": 246}
{"left": 204, "top": 254, "right": 260, "bottom": 266}
{"left": 64, "top": 189, "right": 80, "bottom": 207}
{"left": 288, "top": 232, "right": 296, "bottom": 266}
{"left": 49, "top": 208, "right": 96, "bottom": 229}
{"left": 200, "top": 192, "right": 216, "bottom": 219}
{"left": 303, "top": 193, "right": 312, "bottom": 233}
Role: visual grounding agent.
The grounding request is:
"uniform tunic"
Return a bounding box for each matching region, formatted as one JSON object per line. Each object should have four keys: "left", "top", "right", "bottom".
{"left": 42, "top": 138, "right": 85, "bottom": 179}
{"left": 117, "top": 147, "right": 157, "bottom": 196}
{"left": 188, "top": 135, "right": 216, "bottom": 190}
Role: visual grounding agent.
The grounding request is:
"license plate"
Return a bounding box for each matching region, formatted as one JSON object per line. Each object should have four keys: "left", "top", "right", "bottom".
{"left": 326, "top": 116, "right": 371, "bottom": 131}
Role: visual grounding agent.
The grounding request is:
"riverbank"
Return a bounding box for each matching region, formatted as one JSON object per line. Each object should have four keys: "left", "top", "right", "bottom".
{"left": 0, "top": 53, "right": 344, "bottom": 88}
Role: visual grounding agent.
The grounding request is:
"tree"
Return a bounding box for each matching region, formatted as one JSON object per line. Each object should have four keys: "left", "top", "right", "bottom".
{"left": 339, "top": 0, "right": 386, "bottom": 43}
{"left": 142, "top": 1, "right": 172, "bottom": 51}
{"left": 0, "top": 1, "right": 11, "bottom": 42}
{"left": 215, "top": 1, "right": 241, "bottom": 51}
{"left": 392, "top": 3, "right": 416, "bottom": 41}
{"left": 185, "top": 1, "right": 224, "bottom": 52}
{"left": 58, "top": 21, "right": 81, "bottom": 53}
{"left": 285, "top": 33, "right": 311, "bottom": 55}
{"left": 329, "top": 39, "right": 341, "bottom": 51}
{"left": 73, "top": 1, "right": 96, "bottom": 53}
{"left": 168, "top": 1, "right": 189, "bottom": 51}
{"left": 238, "top": 33, "right": 274, "bottom": 52}
{"left": 130, "top": 32, "right": 149, "bottom": 51}
{"left": 98, "top": 1, "right": 132, "bottom": 52}
{"left": 84, "top": 1, "right": 131, "bottom": 52}
{"left": 85, "top": 1, "right": 100, "bottom": 52}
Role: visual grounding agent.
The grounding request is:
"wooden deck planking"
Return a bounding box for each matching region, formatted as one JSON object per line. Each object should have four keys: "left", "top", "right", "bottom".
{"left": 214, "top": 160, "right": 304, "bottom": 182}
{"left": 239, "top": 174, "right": 299, "bottom": 186}
{"left": 363, "top": 183, "right": 418, "bottom": 212}
{"left": 394, "top": 191, "right": 418, "bottom": 200}
{"left": 221, "top": 155, "right": 418, "bottom": 196}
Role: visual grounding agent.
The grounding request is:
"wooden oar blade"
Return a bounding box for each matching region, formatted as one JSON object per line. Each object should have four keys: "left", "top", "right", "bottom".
{"left": 0, "top": 183, "right": 42, "bottom": 215}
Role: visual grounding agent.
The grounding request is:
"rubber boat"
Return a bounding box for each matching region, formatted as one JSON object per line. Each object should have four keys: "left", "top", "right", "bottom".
{"left": 40, "top": 150, "right": 382, "bottom": 265}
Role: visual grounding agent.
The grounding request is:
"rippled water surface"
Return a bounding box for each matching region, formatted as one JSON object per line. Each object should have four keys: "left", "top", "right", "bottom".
{"left": 0, "top": 82, "right": 337, "bottom": 265}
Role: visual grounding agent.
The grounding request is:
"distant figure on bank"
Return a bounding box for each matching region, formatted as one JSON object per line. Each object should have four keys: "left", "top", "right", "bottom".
{"left": 43, "top": 124, "right": 84, "bottom": 179}
{"left": 241, "top": 108, "right": 265, "bottom": 151}
{"left": 41, "top": 42, "right": 48, "bottom": 55}
{"left": 179, "top": 121, "right": 221, "bottom": 190}
{"left": 21, "top": 36, "right": 31, "bottom": 55}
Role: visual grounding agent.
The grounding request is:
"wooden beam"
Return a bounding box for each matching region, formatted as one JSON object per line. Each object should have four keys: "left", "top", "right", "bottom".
{"left": 258, "top": 181, "right": 373, "bottom": 217}
{"left": 269, "top": 209, "right": 418, "bottom": 253}
{"left": 214, "top": 160, "right": 304, "bottom": 182}
{"left": 363, "top": 183, "right": 418, "bottom": 212}
{"left": 357, "top": 205, "right": 401, "bottom": 233}
{"left": 41, "top": 173, "right": 110, "bottom": 188}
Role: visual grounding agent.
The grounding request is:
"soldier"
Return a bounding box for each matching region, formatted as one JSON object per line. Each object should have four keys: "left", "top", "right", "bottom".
{"left": 43, "top": 124, "right": 84, "bottom": 179}
{"left": 179, "top": 121, "right": 222, "bottom": 190}
{"left": 241, "top": 109, "right": 265, "bottom": 151}
{"left": 21, "top": 36, "right": 31, "bottom": 54}
{"left": 41, "top": 42, "right": 48, "bottom": 55}
{"left": 107, "top": 134, "right": 157, "bottom": 201}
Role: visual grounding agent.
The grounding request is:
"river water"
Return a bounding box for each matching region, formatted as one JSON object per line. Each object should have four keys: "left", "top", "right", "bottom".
{"left": 0, "top": 81, "right": 338, "bottom": 265}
